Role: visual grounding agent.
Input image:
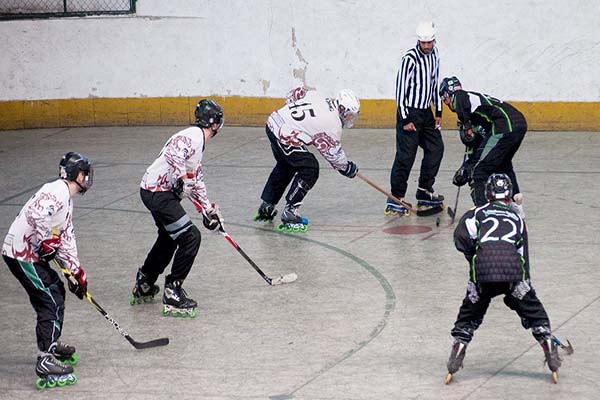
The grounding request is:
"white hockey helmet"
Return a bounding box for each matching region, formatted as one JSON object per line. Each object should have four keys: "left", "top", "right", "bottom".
{"left": 336, "top": 89, "right": 360, "bottom": 128}
{"left": 416, "top": 21, "right": 436, "bottom": 42}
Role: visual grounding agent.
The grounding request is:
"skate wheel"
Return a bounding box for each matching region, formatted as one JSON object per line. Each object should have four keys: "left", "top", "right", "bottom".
{"left": 69, "top": 373, "right": 78, "bottom": 385}
{"left": 57, "top": 377, "right": 68, "bottom": 387}
{"left": 445, "top": 373, "right": 453, "bottom": 385}
{"left": 552, "top": 371, "right": 558, "bottom": 384}
{"left": 162, "top": 308, "right": 170, "bottom": 316}
{"left": 67, "top": 353, "right": 79, "bottom": 366}
{"left": 46, "top": 377, "right": 57, "bottom": 388}
{"left": 190, "top": 309, "right": 198, "bottom": 318}
{"left": 384, "top": 209, "right": 397, "bottom": 216}
{"left": 35, "top": 378, "right": 47, "bottom": 390}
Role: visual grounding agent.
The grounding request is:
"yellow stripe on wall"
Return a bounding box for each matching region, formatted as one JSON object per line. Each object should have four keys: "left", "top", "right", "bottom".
{"left": 1, "top": 97, "right": 599, "bottom": 131}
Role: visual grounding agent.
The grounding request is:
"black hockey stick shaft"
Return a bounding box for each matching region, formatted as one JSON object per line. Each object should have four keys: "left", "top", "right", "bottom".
{"left": 448, "top": 147, "right": 469, "bottom": 224}
{"left": 54, "top": 260, "right": 169, "bottom": 349}
{"left": 191, "top": 200, "right": 274, "bottom": 285}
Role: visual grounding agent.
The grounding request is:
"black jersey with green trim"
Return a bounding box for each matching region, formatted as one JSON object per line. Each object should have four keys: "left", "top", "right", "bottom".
{"left": 452, "top": 90, "right": 526, "bottom": 136}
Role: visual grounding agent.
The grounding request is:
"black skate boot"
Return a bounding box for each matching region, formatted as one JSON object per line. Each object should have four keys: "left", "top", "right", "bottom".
{"left": 130, "top": 268, "right": 160, "bottom": 305}
{"left": 445, "top": 341, "right": 468, "bottom": 384}
{"left": 253, "top": 201, "right": 278, "bottom": 222}
{"left": 384, "top": 197, "right": 412, "bottom": 216}
{"left": 50, "top": 341, "right": 78, "bottom": 366}
{"left": 541, "top": 338, "right": 562, "bottom": 383}
{"left": 277, "top": 203, "right": 309, "bottom": 233}
{"left": 416, "top": 187, "right": 445, "bottom": 216}
{"left": 162, "top": 280, "right": 198, "bottom": 318}
{"left": 35, "top": 354, "right": 77, "bottom": 390}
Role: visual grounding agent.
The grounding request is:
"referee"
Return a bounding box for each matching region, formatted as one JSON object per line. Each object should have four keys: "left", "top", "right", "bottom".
{"left": 386, "top": 21, "right": 444, "bottom": 216}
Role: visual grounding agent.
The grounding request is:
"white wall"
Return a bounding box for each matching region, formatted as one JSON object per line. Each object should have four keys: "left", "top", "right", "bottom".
{"left": 1, "top": 0, "right": 599, "bottom": 102}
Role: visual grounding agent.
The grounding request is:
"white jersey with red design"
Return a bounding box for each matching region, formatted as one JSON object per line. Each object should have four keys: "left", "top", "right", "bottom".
{"left": 2, "top": 179, "right": 81, "bottom": 273}
{"left": 267, "top": 87, "right": 349, "bottom": 170}
{"left": 140, "top": 126, "right": 211, "bottom": 210}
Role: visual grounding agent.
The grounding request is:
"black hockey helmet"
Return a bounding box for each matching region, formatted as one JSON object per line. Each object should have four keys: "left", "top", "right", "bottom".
{"left": 195, "top": 99, "right": 224, "bottom": 132}
{"left": 485, "top": 173, "right": 512, "bottom": 202}
{"left": 59, "top": 152, "right": 93, "bottom": 194}
{"left": 440, "top": 76, "right": 462, "bottom": 99}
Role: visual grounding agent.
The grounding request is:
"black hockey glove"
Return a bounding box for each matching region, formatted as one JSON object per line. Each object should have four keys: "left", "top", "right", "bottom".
{"left": 339, "top": 160, "right": 358, "bottom": 178}
{"left": 452, "top": 166, "right": 470, "bottom": 187}
{"left": 202, "top": 204, "right": 223, "bottom": 231}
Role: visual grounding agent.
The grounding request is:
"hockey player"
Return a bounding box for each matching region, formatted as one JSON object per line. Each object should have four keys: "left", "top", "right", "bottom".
{"left": 2, "top": 152, "right": 93, "bottom": 389}
{"left": 440, "top": 76, "right": 527, "bottom": 216}
{"left": 445, "top": 173, "right": 561, "bottom": 384}
{"left": 253, "top": 87, "right": 360, "bottom": 232}
{"left": 387, "top": 21, "right": 445, "bottom": 216}
{"left": 131, "top": 99, "right": 225, "bottom": 318}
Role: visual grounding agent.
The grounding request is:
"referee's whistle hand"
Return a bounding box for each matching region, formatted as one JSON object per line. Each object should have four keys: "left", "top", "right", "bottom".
{"left": 403, "top": 122, "right": 417, "bottom": 131}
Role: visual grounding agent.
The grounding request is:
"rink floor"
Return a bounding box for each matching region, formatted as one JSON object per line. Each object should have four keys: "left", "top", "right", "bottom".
{"left": 0, "top": 126, "right": 598, "bottom": 400}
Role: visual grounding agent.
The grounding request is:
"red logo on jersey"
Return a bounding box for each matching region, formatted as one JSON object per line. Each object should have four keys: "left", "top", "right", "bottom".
{"left": 313, "top": 132, "right": 339, "bottom": 156}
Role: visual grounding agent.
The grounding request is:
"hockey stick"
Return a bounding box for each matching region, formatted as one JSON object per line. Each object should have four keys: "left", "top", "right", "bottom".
{"left": 355, "top": 171, "right": 443, "bottom": 217}
{"left": 553, "top": 336, "right": 574, "bottom": 355}
{"left": 53, "top": 260, "right": 169, "bottom": 350}
{"left": 191, "top": 200, "right": 298, "bottom": 286}
{"left": 447, "top": 147, "right": 469, "bottom": 223}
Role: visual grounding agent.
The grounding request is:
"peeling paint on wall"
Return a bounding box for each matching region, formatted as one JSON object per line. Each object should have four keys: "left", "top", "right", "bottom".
{"left": 260, "top": 79, "right": 270, "bottom": 95}
{"left": 291, "top": 27, "right": 314, "bottom": 90}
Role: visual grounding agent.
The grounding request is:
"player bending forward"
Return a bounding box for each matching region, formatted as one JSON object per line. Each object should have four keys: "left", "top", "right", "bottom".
{"left": 3, "top": 152, "right": 93, "bottom": 389}
{"left": 446, "top": 173, "right": 563, "bottom": 384}
{"left": 131, "top": 99, "right": 225, "bottom": 318}
{"left": 254, "top": 87, "right": 360, "bottom": 232}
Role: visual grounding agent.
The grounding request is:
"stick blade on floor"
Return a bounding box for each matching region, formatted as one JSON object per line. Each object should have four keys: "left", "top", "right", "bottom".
{"left": 127, "top": 336, "right": 170, "bottom": 350}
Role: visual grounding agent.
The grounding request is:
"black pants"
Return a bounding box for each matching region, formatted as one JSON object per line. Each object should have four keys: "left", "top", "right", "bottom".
{"left": 451, "top": 282, "right": 550, "bottom": 344}
{"left": 140, "top": 189, "right": 201, "bottom": 285}
{"left": 4, "top": 255, "right": 66, "bottom": 352}
{"left": 471, "top": 123, "right": 527, "bottom": 206}
{"left": 390, "top": 108, "right": 444, "bottom": 198}
{"left": 260, "top": 126, "right": 320, "bottom": 206}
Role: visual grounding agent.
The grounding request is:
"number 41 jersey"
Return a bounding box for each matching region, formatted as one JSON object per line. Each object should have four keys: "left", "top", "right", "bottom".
{"left": 267, "top": 87, "right": 349, "bottom": 170}
{"left": 454, "top": 201, "right": 529, "bottom": 283}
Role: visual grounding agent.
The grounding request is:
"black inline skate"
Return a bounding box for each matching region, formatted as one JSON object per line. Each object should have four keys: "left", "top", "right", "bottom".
{"left": 50, "top": 341, "right": 79, "bottom": 366}
{"left": 253, "top": 201, "right": 278, "bottom": 222}
{"left": 445, "top": 340, "right": 468, "bottom": 384}
{"left": 162, "top": 280, "right": 197, "bottom": 318}
{"left": 416, "top": 187, "right": 445, "bottom": 216}
{"left": 130, "top": 268, "right": 160, "bottom": 305}
{"left": 35, "top": 354, "right": 77, "bottom": 390}
{"left": 277, "top": 203, "right": 309, "bottom": 233}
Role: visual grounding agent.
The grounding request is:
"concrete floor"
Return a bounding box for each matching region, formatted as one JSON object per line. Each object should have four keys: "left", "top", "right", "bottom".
{"left": 0, "top": 126, "right": 598, "bottom": 400}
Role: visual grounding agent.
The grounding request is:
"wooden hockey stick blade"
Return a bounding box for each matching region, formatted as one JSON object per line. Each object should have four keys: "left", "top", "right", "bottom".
{"left": 127, "top": 336, "right": 170, "bottom": 349}
{"left": 356, "top": 172, "right": 417, "bottom": 213}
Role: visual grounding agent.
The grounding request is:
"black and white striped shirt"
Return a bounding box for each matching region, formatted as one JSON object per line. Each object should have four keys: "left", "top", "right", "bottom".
{"left": 395, "top": 44, "right": 442, "bottom": 121}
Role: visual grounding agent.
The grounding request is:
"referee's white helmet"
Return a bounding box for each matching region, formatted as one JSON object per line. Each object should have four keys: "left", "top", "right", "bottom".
{"left": 416, "top": 21, "right": 436, "bottom": 42}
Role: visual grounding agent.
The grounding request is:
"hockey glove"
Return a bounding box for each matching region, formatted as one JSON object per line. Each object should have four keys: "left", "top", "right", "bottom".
{"left": 452, "top": 166, "right": 470, "bottom": 187}
{"left": 459, "top": 126, "right": 476, "bottom": 146}
{"left": 39, "top": 236, "right": 60, "bottom": 262}
{"left": 66, "top": 267, "right": 87, "bottom": 300}
{"left": 339, "top": 160, "right": 358, "bottom": 178}
{"left": 202, "top": 203, "right": 223, "bottom": 231}
{"left": 173, "top": 173, "right": 196, "bottom": 199}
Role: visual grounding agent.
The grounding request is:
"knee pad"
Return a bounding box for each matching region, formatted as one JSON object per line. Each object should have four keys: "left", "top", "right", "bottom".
{"left": 532, "top": 325, "right": 552, "bottom": 342}
{"left": 175, "top": 224, "right": 201, "bottom": 249}
{"left": 286, "top": 175, "right": 316, "bottom": 205}
{"left": 450, "top": 326, "right": 475, "bottom": 343}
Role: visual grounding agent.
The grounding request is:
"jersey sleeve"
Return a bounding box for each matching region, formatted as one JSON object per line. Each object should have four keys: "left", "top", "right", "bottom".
{"left": 56, "top": 208, "right": 81, "bottom": 274}
{"left": 454, "top": 91, "right": 474, "bottom": 131}
{"left": 189, "top": 163, "right": 211, "bottom": 210}
{"left": 454, "top": 208, "right": 477, "bottom": 262}
{"left": 396, "top": 55, "right": 415, "bottom": 122}
{"left": 312, "top": 132, "right": 349, "bottom": 170}
{"left": 163, "top": 135, "right": 193, "bottom": 181}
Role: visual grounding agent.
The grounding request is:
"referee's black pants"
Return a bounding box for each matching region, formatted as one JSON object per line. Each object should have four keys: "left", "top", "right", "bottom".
{"left": 390, "top": 108, "right": 444, "bottom": 198}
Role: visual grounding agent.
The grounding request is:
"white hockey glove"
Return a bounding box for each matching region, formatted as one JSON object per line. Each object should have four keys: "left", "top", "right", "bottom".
{"left": 202, "top": 203, "right": 224, "bottom": 231}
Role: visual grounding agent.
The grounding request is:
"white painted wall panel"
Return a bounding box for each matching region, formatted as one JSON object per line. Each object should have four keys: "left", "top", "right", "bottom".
{"left": 1, "top": 0, "right": 599, "bottom": 101}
